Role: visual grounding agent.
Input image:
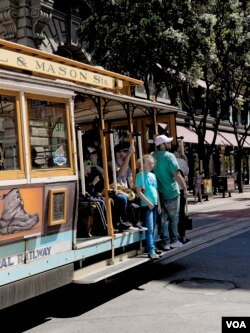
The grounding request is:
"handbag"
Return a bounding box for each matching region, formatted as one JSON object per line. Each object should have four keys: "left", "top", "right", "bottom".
{"left": 185, "top": 200, "right": 193, "bottom": 230}
{"left": 108, "top": 183, "right": 136, "bottom": 201}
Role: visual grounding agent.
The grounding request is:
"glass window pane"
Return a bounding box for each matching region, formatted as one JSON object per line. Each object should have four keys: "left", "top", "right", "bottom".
{"left": 0, "top": 94, "right": 20, "bottom": 170}
{"left": 27, "top": 99, "right": 69, "bottom": 169}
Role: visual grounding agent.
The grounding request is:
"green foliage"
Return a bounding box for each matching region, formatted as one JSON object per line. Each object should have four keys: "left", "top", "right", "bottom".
{"left": 79, "top": 0, "right": 250, "bottom": 167}
{"left": 80, "top": 0, "right": 194, "bottom": 81}
{"left": 79, "top": 0, "right": 250, "bottom": 96}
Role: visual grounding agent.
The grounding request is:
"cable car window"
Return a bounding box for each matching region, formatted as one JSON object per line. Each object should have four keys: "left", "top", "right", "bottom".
{"left": 27, "top": 99, "right": 69, "bottom": 169}
{"left": 0, "top": 94, "right": 20, "bottom": 170}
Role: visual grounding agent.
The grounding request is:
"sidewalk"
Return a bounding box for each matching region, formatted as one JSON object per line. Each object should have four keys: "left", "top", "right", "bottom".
{"left": 188, "top": 185, "right": 250, "bottom": 203}
{"left": 187, "top": 185, "right": 250, "bottom": 216}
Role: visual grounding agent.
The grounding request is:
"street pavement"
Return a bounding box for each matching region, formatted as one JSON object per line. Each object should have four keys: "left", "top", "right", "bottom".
{"left": 1, "top": 188, "right": 250, "bottom": 333}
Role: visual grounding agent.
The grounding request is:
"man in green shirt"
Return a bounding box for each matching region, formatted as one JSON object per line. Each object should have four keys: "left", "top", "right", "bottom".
{"left": 151, "top": 135, "right": 188, "bottom": 250}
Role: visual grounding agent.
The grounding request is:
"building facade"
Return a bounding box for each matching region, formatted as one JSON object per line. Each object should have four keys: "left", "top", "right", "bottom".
{"left": 0, "top": 0, "right": 90, "bottom": 61}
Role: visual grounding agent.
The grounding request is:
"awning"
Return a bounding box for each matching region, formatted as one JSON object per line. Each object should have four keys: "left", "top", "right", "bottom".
{"left": 239, "top": 136, "right": 250, "bottom": 148}
{"left": 177, "top": 126, "right": 250, "bottom": 148}
{"left": 205, "top": 130, "right": 231, "bottom": 146}
{"left": 176, "top": 125, "right": 198, "bottom": 143}
{"left": 218, "top": 132, "right": 239, "bottom": 147}
{"left": 218, "top": 131, "right": 250, "bottom": 148}
{"left": 243, "top": 139, "right": 250, "bottom": 148}
{"left": 243, "top": 137, "right": 250, "bottom": 147}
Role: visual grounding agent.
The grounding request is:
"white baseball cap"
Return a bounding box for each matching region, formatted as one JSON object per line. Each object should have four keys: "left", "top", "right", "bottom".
{"left": 155, "top": 134, "right": 173, "bottom": 146}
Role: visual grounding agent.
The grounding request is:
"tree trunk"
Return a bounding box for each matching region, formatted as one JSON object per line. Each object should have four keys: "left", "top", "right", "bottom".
{"left": 203, "top": 149, "right": 212, "bottom": 177}
{"left": 235, "top": 149, "right": 243, "bottom": 193}
{"left": 197, "top": 140, "right": 210, "bottom": 176}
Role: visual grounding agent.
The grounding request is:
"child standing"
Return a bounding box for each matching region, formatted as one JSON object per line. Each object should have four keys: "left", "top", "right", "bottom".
{"left": 135, "top": 155, "right": 161, "bottom": 260}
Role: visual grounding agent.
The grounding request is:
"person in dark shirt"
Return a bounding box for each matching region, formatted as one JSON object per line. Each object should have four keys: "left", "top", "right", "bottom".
{"left": 87, "top": 147, "right": 104, "bottom": 196}
{"left": 84, "top": 160, "right": 96, "bottom": 195}
{"left": 83, "top": 159, "right": 107, "bottom": 233}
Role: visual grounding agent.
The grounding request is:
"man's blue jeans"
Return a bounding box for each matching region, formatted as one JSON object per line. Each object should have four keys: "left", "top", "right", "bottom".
{"left": 113, "top": 193, "right": 128, "bottom": 223}
{"left": 161, "top": 196, "right": 180, "bottom": 245}
{"left": 141, "top": 206, "right": 158, "bottom": 253}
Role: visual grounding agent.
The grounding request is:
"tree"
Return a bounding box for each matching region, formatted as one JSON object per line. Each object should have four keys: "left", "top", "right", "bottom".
{"left": 79, "top": 0, "right": 199, "bottom": 97}
{"left": 157, "top": 0, "right": 250, "bottom": 186}
{"left": 208, "top": 0, "right": 250, "bottom": 192}
{"left": 79, "top": 0, "right": 250, "bottom": 188}
{"left": 154, "top": 2, "right": 221, "bottom": 176}
{"left": 79, "top": 1, "right": 224, "bottom": 176}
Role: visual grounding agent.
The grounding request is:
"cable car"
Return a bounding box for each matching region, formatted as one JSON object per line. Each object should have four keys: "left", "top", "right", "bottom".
{"left": 0, "top": 39, "right": 178, "bottom": 310}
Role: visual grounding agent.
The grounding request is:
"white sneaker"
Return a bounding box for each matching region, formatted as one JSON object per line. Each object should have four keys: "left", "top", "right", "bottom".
{"left": 170, "top": 241, "right": 183, "bottom": 248}
{"left": 162, "top": 244, "right": 171, "bottom": 251}
{"left": 123, "top": 226, "right": 137, "bottom": 232}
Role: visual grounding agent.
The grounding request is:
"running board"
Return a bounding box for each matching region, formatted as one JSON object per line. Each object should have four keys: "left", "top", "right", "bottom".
{"left": 72, "top": 256, "right": 150, "bottom": 284}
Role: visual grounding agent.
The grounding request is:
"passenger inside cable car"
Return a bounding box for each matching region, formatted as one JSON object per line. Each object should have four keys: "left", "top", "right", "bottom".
{"left": 77, "top": 159, "right": 107, "bottom": 237}
{"left": 86, "top": 146, "right": 104, "bottom": 196}
{"left": 108, "top": 142, "right": 142, "bottom": 232}
{"left": 113, "top": 142, "right": 135, "bottom": 188}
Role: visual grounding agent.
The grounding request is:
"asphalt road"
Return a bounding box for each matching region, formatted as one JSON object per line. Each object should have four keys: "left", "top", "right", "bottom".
{"left": 1, "top": 190, "right": 250, "bottom": 333}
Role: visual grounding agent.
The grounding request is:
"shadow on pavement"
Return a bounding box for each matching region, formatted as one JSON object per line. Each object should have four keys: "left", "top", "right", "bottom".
{"left": 2, "top": 204, "right": 250, "bottom": 332}
{"left": 0, "top": 261, "right": 184, "bottom": 332}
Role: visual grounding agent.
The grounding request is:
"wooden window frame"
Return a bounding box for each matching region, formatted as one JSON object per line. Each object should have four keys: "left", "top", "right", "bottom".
{"left": 0, "top": 90, "right": 25, "bottom": 180}
{"left": 25, "top": 93, "right": 74, "bottom": 178}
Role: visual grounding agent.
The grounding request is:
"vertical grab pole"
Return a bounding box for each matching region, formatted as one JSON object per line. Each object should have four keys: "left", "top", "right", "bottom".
{"left": 128, "top": 103, "right": 136, "bottom": 184}
{"left": 134, "top": 132, "right": 144, "bottom": 254}
{"left": 153, "top": 107, "right": 158, "bottom": 135}
{"left": 137, "top": 133, "right": 145, "bottom": 190}
{"left": 109, "top": 131, "right": 117, "bottom": 191}
{"left": 98, "top": 97, "right": 114, "bottom": 238}
{"left": 77, "top": 128, "right": 85, "bottom": 196}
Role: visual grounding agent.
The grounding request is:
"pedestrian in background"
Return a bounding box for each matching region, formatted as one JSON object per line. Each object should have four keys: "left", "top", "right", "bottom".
{"left": 193, "top": 169, "right": 203, "bottom": 203}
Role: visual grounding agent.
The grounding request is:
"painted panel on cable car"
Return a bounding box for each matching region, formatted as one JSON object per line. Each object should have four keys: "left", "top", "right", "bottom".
{"left": 25, "top": 231, "right": 72, "bottom": 263}
{"left": 0, "top": 186, "right": 43, "bottom": 241}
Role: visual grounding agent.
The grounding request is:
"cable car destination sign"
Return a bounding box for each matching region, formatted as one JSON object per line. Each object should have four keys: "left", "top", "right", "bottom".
{"left": 0, "top": 48, "right": 119, "bottom": 90}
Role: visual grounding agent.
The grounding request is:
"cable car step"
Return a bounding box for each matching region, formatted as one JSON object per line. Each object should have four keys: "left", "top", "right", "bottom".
{"left": 72, "top": 256, "right": 150, "bottom": 284}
